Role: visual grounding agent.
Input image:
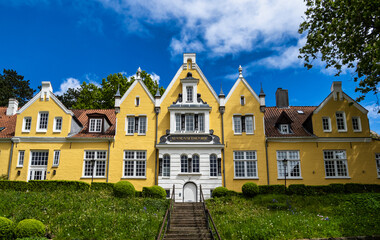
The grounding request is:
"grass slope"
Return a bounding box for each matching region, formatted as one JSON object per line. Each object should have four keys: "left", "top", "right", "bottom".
{"left": 207, "top": 193, "right": 380, "bottom": 240}
{"left": 0, "top": 190, "right": 168, "bottom": 239}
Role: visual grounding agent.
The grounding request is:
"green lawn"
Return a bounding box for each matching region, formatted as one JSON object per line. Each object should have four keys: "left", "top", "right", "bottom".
{"left": 0, "top": 190, "right": 168, "bottom": 239}
{"left": 206, "top": 193, "right": 380, "bottom": 240}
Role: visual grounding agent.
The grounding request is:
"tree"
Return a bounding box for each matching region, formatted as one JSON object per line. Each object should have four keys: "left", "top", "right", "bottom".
{"left": 129, "top": 70, "right": 165, "bottom": 97}
{"left": 0, "top": 69, "right": 35, "bottom": 107}
{"left": 71, "top": 82, "right": 103, "bottom": 109}
{"left": 56, "top": 87, "right": 81, "bottom": 109}
{"left": 298, "top": 0, "right": 379, "bottom": 102}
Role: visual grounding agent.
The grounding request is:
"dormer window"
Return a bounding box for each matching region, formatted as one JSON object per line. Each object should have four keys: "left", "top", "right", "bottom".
{"left": 89, "top": 119, "right": 102, "bottom": 132}
{"left": 186, "top": 86, "right": 193, "bottom": 102}
{"left": 279, "top": 124, "right": 290, "bottom": 134}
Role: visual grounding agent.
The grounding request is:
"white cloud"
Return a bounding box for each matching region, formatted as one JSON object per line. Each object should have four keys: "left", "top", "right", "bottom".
{"left": 364, "top": 103, "right": 380, "bottom": 133}
{"left": 96, "top": 0, "right": 306, "bottom": 57}
{"left": 54, "top": 77, "right": 81, "bottom": 95}
{"left": 151, "top": 72, "right": 160, "bottom": 84}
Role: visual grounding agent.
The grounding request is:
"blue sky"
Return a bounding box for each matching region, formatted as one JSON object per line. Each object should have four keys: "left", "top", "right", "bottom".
{"left": 0, "top": 0, "right": 379, "bottom": 133}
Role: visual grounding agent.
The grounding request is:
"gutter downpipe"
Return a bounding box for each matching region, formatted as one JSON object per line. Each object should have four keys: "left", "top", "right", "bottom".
{"left": 265, "top": 138, "right": 270, "bottom": 185}
{"left": 154, "top": 109, "right": 159, "bottom": 185}
{"left": 220, "top": 110, "right": 226, "bottom": 187}
{"left": 106, "top": 139, "right": 111, "bottom": 183}
{"left": 7, "top": 140, "right": 14, "bottom": 180}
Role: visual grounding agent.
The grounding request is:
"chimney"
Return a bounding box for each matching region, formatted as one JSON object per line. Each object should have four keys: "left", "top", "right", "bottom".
{"left": 41, "top": 81, "right": 53, "bottom": 101}
{"left": 276, "top": 88, "right": 289, "bottom": 108}
{"left": 331, "top": 81, "right": 343, "bottom": 100}
{"left": 259, "top": 85, "right": 266, "bottom": 112}
{"left": 6, "top": 98, "right": 19, "bottom": 116}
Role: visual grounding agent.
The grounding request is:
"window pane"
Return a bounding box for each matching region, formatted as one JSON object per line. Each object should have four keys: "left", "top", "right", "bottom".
{"left": 336, "top": 112, "right": 346, "bottom": 130}
{"left": 95, "top": 160, "right": 106, "bottom": 176}
{"left": 322, "top": 117, "right": 330, "bottom": 131}
{"left": 84, "top": 161, "right": 93, "bottom": 176}
{"left": 127, "top": 117, "right": 135, "bottom": 134}
{"left": 175, "top": 114, "right": 181, "bottom": 131}
{"left": 245, "top": 116, "right": 253, "bottom": 133}
{"left": 139, "top": 117, "right": 146, "bottom": 134}
{"left": 246, "top": 151, "right": 256, "bottom": 160}
{"left": 235, "top": 161, "right": 245, "bottom": 177}
{"left": 192, "top": 155, "right": 199, "bottom": 173}
{"left": 55, "top": 118, "right": 62, "bottom": 131}
{"left": 53, "top": 151, "right": 60, "bottom": 165}
{"left": 246, "top": 161, "right": 257, "bottom": 177}
{"left": 39, "top": 112, "right": 49, "bottom": 129}
{"left": 233, "top": 116, "right": 241, "bottom": 133}
{"left": 210, "top": 154, "right": 217, "bottom": 177}
{"left": 163, "top": 155, "right": 170, "bottom": 177}
{"left": 95, "top": 119, "right": 102, "bottom": 132}
{"left": 186, "top": 86, "right": 193, "bottom": 102}
{"left": 31, "top": 152, "right": 48, "bottom": 166}
{"left": 199, "top": 114, "right": 204, "bottom": 132}
{"left": 125, "top": 161, "right": 134, "bottom": 176}
{"left": 136, "top": 161, "right": 145, "bottom": 176}
{"left": 18, "top": 151, "right": 25, "bottom": 166}
{"left": 185, "top": 115, "right": 194, "bottom": 131}
{"left": 234, "top": 151, "right": 244, "bottom": 160}
{"left": 181, "top": 155, "right": 188, "bottom": 172}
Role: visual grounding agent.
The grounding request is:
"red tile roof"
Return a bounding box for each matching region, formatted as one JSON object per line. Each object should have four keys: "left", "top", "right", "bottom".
{"left": 70, "top": 109, "right": 116, "bottom": 138}
{"left": 264, "top": 106, "right": 317, "bottom": 138}
{"left": 0, "top": 107, "right": 17, "bottom": 139}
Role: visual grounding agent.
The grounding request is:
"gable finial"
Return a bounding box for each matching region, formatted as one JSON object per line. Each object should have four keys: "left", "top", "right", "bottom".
{"left": 260, "top": 82, "right": 265, "bottom": 95}
{"left": 115, "top": 84, "right": 121, "bottom": 97}
{"left": 219, "top": 83, "right": 225, "bottom": 98}
{"left": 136, "top": 67, "right": 142, "bottom": 80}
{"left": 238, "top": 65, "right": 243, "bottom": 78}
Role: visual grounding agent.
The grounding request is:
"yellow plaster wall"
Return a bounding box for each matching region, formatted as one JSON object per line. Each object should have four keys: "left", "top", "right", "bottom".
{"left": 224, "top": 80, "right": 266, "bottom": 191}
{"left": 15, "top": 97, "right": 73, "bottom": 137}
{"left": 313, "top": 96, "right": 370, "bottom": 138}
{"left": 111, "top": 81, "right": 156, "bottom": 190}
{"left": 0, "top": 141, "right": 11, "bottom": 177}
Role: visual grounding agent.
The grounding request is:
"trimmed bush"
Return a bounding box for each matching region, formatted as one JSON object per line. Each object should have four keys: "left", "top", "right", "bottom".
{"left": 307, "top": 185, "right": 331, "bottom": 195}
{"left": 363, "top": 184, "right": 380, "bottom": 193}
{"left": 0, "top": 217, "right": 14, "bottom": 239}
{"left": 28, "top": 180, "right": 90, "bottom": 192}
{"left": 242, "top": 182, "right": 259, "bottom": 198}
{"left": 142, "top": 186, "right": 166, "bottom": 199}
{"left": 288, "top": 184, "right": 309, "bottom": 195}
{"left": 135, "top": 191, "right": 142, "bottom": 197}
{"left": 212, "top": 187, "right": 229, "bottom": 198}
{"left": 329, "top": 183, "right": 345, "bottom": 194}
{"left": 113, "top": 181, "right": 135, "bottom": 198}
{"left": 0, "top": 181, "right": 28, "bottom": 191}
{"left": 15, "top": 238, "right": 48, "bottom": 240}
{"left": 91, "top": 182, "right": 114, "bottom": 191}
{"left": 345, "top": 183, "right": 366, "bottom": 194}
{"left": 259, "top": 185, "right": 286, "bottom": 195}
{"left": 15, "top": 219, "right": 45, "bottom": 238}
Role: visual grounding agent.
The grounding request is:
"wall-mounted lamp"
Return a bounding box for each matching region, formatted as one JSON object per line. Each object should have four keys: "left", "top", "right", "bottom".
{"left": 312, "top": 171, "right": 315, "bottom": 174}
{"left": 17, "top": 170, "right": 21, "bottom": 176}
{"left": 53, "top": 170, "right": 56, "bottom": 175}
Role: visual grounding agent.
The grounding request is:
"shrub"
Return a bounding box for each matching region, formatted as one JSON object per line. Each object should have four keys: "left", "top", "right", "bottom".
{"left": 363, "top": 184, "right": 380, "bottom": 193}
{"left": 113, "top": 181, "right": 135, "bottom": 198}
{"left": 212, "top": 187, "right": 229, "bottom": 198}
{"left": 0, "top": 217, "right": 14, "bottom": 239}
{"left": 345, "top": 183, "right": 366, "bottom": 194}
{"left": 135, "top": 191, "right": 142, "bottom": 197}
{"left": 329, "top": 183, "right": 345, "bottom": 194}
{"left": 0, "top": 181, "right": 28, "bottom": 191}
{"left": 288, "top": 184, "right": 309, "bottom": 195}
{"left": 242, "top": 182, "right": 259, "bottom": 198}
{"left": 267, "top": 202, "right": 288, "bottom": 210}
{"left": 307, "top": 185, "right": 330, "bottom": 195}
{"left": 142, "top": 186, "right": 166, "bottom": 199}
{"left": 28, "top": 180, "right": 90, "bottom": 192}
{"left": 91, "top": 182, "right": 114, "bottom": 191}
{"left": 15, "top": 219, "right": 45, "bottom": 238}
{"left": 259, "top": 185, "right": 286, "bottom": 195}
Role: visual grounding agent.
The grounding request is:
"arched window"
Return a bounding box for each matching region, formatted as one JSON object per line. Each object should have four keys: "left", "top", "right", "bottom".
{"left": 192, "top": 154, "right": 200, "bottom": 173}
{"left": 210, "top": 154, "right": 217, "bottom": 177}
{"left": 163, "top": 154, "right": 170, "bottom": 177}
{"left": 181, "top": 154, "right": 188, "bottom": 173}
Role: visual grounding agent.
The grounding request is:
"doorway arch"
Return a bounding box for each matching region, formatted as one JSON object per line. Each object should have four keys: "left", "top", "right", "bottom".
{"left": 183, "top": 182, "right": 197, "bottom": 202}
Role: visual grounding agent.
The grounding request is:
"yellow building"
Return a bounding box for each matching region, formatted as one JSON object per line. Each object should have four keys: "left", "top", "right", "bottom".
{"left": 0, "top": 53, "right": 379, "bottom": 201}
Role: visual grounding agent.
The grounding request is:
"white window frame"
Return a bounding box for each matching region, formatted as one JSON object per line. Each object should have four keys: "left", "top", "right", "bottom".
{"left": 53, "top": 150, "right": 60, "bottom": 167}
{"left": 36, "top": 112, "right": 49, "bottom": 132}
{"left": 375, "top": 153, "right": 380, "bottom": 178}
{"left": 245, "top": 115, "right": 254, "bottom": 134}
{"left": 53, "top": 117, "right": 63, "bottom": 132}
{"left": 322, "top": 117, "right": 332, "bottom": 132}
{"left": 22, "top": 117, "right": 32, "bottom": 133}
{"left": 28, "top": 151, "right": 49, "bottom": 181}
{"left": 82, "top": 150, "right": 107, "bottom": 178}
{"left": 125, "top": 115, "right": 147, "bottom": 135}
{"left": 336, "top": 111, "right": 347, "bottom": 132}
{"left": 279, "top": 124, "right": 290, "bottom": 134}
{"left": 185, "top": 114, "right": 194, "bottom": 132}
{"left": 123, "top": 150, "right": 146, "bottom": 178}
{"left": 352, "top": 116, "right": 362, "bottom": 132}
{"left": 198, "top": 114, "right": 205, "bottom": 132}
{"left": 89, "top": 119, "right": 102, "bottom": 133}
{"left": 233, "top": 115, "right": 242, "bottom": 134}
{"left": 210, "top": 154, "right": 221, "bottom": 177}
{"left": 126, "top": 116, "right": 135, "bottom": 135}
{"left": 138, "top": 116, "right": 147, "bottom": 135}
{"left": 233, "top": 151, "right": 258, "bottom": 179}
{"left": 162, "top": 154, "right": 170, "bottom": 177}
{"left": 323, "top": 150, "right": 349, "bottom": 178}
{"left": 17, "top": 150, "right": 25, "bottom": 167}
{"left": 186, "top": 86, "right": 193, "bottom": 102}
{"left": 276, "top": 150, "right": 302, "bottom": 179}
{"left": 175, "top": 114, "right": 181, "bottom": 132}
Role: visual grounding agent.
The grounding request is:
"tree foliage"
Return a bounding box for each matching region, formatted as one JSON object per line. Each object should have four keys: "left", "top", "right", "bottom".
{"left": 0, "top": 69, "right": 35, "bottom": 107}
{"left": 299, "top": 0, "right": 380, "bottom": 101}
{"left": 56, "top": 70, "right": 165, "bottom": 109}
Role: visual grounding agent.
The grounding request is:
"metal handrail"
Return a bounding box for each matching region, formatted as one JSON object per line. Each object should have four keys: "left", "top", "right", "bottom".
{"left": 200, "top": 185, "right": 222, "bottom": 240}
{"left": 157, "top": 184, "right": 175, "bottom": 240}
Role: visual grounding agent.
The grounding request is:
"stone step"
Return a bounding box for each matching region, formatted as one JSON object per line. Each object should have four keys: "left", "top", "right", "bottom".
{"left": 167, "top": 229, "right": 210, "bottom": 234}
{"left": 169, "top": 226, "right": 209, "bottom": 231}
{"left": 171, "top": 217, "right": 206, "bottom": 221}
{"left": 164, "top": 232, "right": 212, "bottom": 240}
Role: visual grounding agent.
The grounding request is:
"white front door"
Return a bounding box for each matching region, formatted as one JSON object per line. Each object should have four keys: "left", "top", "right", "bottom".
{"left": 183, "top": 182, "right": 197, "bottom": 202}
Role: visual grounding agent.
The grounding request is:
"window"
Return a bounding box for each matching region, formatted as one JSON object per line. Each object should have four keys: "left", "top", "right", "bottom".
{"left": 186, "top": 86, "right": 193, "bottom": 102}
{"left": 210, "top": 154, "right": 222, "bottom": 177}
{"left": 240, "top": 96, "right": 245, "bottom": 106}
{"left": 180, "top": 154, "right": 199, "bottom": 173}
{"left": 376, "top": 154, "right": 380, "bottom": 177}
{"left": 162, "top": 154, "right": 170, "bottom": 177}
{"left": 126, "top": 116, "right": 147, "bottom": 135}
{"left": 176, "top": 114, "right": 204, "bottom": 132}
{"left": 135, "top": 97, "right": 140, "bottom": 106}
{"left": 53, "top": 150, "right": 60, "bottom": 167}
{"left": 198, "top": 114, "right": 204, "bottom": 132}
{"left": 233, "top": 116, "right": 242, "bottom": 134}
{"left": 322, "top": 117, "right": 331, "bottom": 132}
{"left": 245, "top": 116, "right": 254, "bottom": 134}
{"left": 29, "top": 151, "right": 49, "bottom": 180}
{"left": 17, "top": 151, "right": 25, "bottom": 167}
{"left": 192, "top": 154, "right": 200, "bottom": 173}
{"left": 234, "top": 151, "right": 257, "bottom": 178}
{"left": 83, "top": 151, "right": 107, "bottom": 177}
{"left": 124, "top": 150, "right": 146, "bottom": 178}
{"left": 175, "top": 114, "right": 181, "bottom": 131}
{"left": 165, "top": 189, "right": 170, "bottom": 198}
{"left": 181, "top": 155, "right": 188, "bottom": 173}
{"left": 37, "top": 112, "right": 49, "bottom": 131}
{"left": 54, "top": 117, "right": 62, "bottom": 132}
{"left": 336, "top": 112, "right": 347, "bottom": 132}
{"left": 277, "top": 151, "right": 301, "bottom": 178}
{"left": 185, "top": 114, "right": 194, "bottom": 131}
{"left": 352, "top": 117, "right": 361, "bottom": 132}
{"left": 324, "top": 150, "right": 348, "bottom": 178}
{"left": 23, "top": 117, "right": 31, "bottom": 132}
{"left": 89, "top": 119, "right": 102, "bottom": 133}
{"left": 279, "top": 124, "right": 290, "bottom": 134}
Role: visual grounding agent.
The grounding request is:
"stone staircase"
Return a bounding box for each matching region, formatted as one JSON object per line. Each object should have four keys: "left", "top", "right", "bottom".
{"left": 164, "top": 202, "right": 213, "bottom": 240}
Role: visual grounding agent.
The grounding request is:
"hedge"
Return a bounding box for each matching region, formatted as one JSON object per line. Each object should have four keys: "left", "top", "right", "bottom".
{"left": 329, "top": 183, "right": 345, "bottom": 194}
{"left": 113, "top": 181, "right": 135, "bottom": 198}
{"left": 142, "top": 186, "right": 166, "bottom": 199}
{"left": 91, "top": 182, "right": 114, "bottom": 191}
{"left": 28, "top": 180, "right": 90, "bottom": 192}
{"left": 0, "top": 217, "right": 14, "bottom": 239}
{"left": 0, "top": 181, "right": 28, "bottom": 192}
{"left": 212, "top": 187, "right": 229, "bottom": 198}
{"left": 259, "top": 185, "right": 286, "bottom": 195}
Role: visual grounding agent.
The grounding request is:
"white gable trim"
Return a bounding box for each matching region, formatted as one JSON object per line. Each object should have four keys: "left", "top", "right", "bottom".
{"left": 194, "top": 64, "right": 220, "bottom": 104}
{"left": 17, "top": 91, "right": 74, "bottom": 116}
{"left": 225, "top": 77, "right": 260, "bottom": 104}
{"left": 314, "top": 92, "right": 368, "bottom": 115}
{"left": 119, "top": 80, "right": 155, "bottom": 106}
{"left": 159, "top": 66, "right": 183, "bottom": 105}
